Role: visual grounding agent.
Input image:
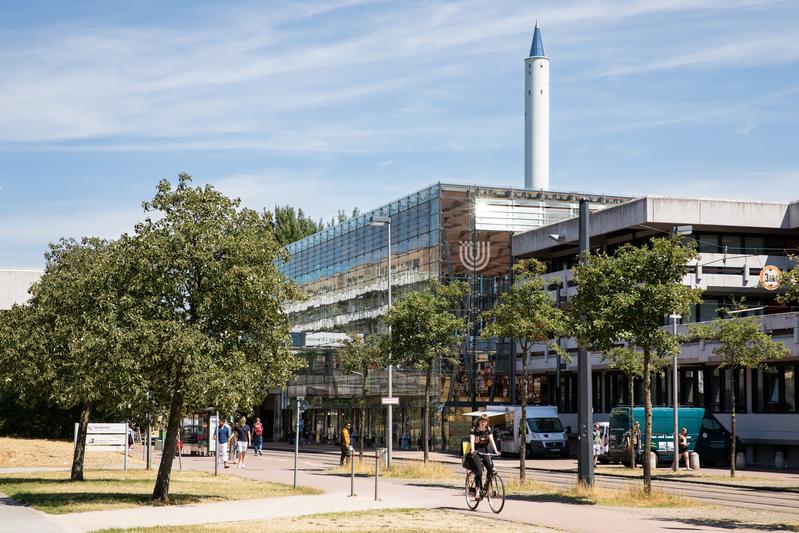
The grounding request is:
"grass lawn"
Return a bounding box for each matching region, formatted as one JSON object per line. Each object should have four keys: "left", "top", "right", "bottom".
{"left": 0, "top": 436, "right": 142, "bottom": 469}
{"left": 0, "top": 469, "right": 320, "bottom": 514}
{"left": 332, "top": 459, "right": 457, "bottom": 481}
{"left": 97, "top": 508, "right": 548, "bottom": 532}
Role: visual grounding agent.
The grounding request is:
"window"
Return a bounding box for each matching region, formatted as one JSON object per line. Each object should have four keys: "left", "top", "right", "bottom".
{"left": 754, "top": 364, "right": 798, "bottom": 413}
{"left": 708, "top": 367, "right": 746, "bottom": 413}
{"left": 679, "top": 368, "right": 704, "bottom": 407}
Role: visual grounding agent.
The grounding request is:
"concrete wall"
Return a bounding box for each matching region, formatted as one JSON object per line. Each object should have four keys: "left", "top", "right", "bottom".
{"left": 0, "top": 268, "right": 42, "bottom": 309}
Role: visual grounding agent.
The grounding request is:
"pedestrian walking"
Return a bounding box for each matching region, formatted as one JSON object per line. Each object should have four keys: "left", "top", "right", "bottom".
{"left": 340, "top": 421, "right": 353, "bottom": 466}
{"left": 592, "top": 423, "right": 602, "bottom": 467}
{"left": 632, "top": 421, "right": 642, "bottom": 468}
{"left": 234, "top": 417, "right": 251, "bottom": 469}
{"left": 216, "top": 418, "right": 231, "bottom": 468}
{"left": 253, "top": 417, "right": 264, "bottom": 456}
{"left": 679, "top": 427, "right": 693, "bottom": 470}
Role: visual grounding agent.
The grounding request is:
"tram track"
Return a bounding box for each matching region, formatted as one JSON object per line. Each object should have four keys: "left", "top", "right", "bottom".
{"left": 492, "top": 466, "right": 799, "bottom": 517}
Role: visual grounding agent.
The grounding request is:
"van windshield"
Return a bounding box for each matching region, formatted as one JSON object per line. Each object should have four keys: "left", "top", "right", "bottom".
{"left": 527, "top": 418, "right": 563, "bottom": 433}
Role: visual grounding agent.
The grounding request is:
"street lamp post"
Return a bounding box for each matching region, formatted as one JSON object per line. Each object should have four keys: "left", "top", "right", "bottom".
{"left": 370, "top": 215, "right": 393, "bottom": 468}
{"left": 577, "top": 198, "right": 594, "bottom": 486}
{"left": 670, "top": 314, "right": 681, "bottom": 471}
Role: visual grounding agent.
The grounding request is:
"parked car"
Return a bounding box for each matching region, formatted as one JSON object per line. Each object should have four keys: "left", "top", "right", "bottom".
{"left": 596, "top": 421, "right": 610, "bottom": 464}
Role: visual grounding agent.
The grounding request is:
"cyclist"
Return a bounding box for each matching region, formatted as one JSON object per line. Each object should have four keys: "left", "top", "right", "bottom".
{"left": 467, "top": 413, "right": 500, "bottom": 499}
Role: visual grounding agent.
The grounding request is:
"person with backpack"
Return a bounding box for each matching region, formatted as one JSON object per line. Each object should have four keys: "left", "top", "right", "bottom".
{"left": 253, "top": 417, "right": 264, "bottom": 456}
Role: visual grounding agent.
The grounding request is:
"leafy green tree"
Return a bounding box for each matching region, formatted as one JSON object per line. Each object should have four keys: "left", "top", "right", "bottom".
{"left": 691, "top": 310, "right": 788, "bottom": 478}
{"left": 602, "top": 347, "right": 644, "bottom": 469}
{"left": 569, "top": 237, "right": 701, "bottom": 494}
{"left": 338, "top": 333, "right": 389, "bottom": 460}
{"left": 778, "top": 255, "right": 799, "bottom": 306}
{"left": 480, "top": 259, "right": 566, "bottom": 481}
{"left": 0, "top": 238, "right": 144, "bottom": 481}
{"left": 122, "top": 174, "right": 304, "bottom": 501}
{"left": 269, "top": 205, "right": 324, "bottom": 246}
{"left": 387, "top": 280, "right": 467, "bottom": 463}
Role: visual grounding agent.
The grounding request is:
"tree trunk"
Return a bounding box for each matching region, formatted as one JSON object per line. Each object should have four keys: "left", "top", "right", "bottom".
{"left": 152, "top": 381, "right": 185, "bottom": 501}
{"left": 71, "top": 401, "right": 92, "bottom": 481}
{"left": 423, "top": 361, "right": 433, "bottom": 463}
{"left": 520, "top": 346, "right": 528, "bottom": 482}
{"left": 628, "top": 376, "right": 636, "bottom": 470}
{"left": 642, "top": 346, "right": 653, "bottom": 495}
{"left": 730, "top": 385, "right": 736, "bottom": 479}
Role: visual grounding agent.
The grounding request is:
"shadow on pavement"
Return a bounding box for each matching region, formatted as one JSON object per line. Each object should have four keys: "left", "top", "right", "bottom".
{"left": 660, "top": 517, "right": 799, "bottom": 531}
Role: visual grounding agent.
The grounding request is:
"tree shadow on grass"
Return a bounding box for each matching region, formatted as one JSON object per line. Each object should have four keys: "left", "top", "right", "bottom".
{"left": 663, "top": 517, "right": 799, "bottom": 531}
{"left": 0, "top": 476, "right": 153, "bottom": 486}
{"left": 9, "top": 491, "right": 216, "bottom": 513}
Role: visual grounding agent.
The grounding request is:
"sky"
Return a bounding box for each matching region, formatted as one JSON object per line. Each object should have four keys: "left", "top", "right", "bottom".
{"left": 1, "top": 0, "right": 798, "bottom": 267}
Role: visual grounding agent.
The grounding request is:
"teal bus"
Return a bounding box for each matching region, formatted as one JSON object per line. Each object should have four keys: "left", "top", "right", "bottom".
{"left": 608, "top": 406, "right": 741, "bottom": 466}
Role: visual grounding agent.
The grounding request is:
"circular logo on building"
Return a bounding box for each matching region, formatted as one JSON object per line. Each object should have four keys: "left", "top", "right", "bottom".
{"left": 759, "top": 265, "right": 782, "bottom": 291}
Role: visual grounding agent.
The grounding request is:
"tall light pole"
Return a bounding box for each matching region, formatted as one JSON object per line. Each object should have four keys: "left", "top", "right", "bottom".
{"left": 370, "top": 215, "right": 393, "bottom": 467}
{"left": 577, "top": 198, "right": 594, "bottom": 486}
{"left": 670, "top": 314, "right": 681, "bottom": 472}
{"left": 669, "top": 224, "right": 692, "bottom": 472}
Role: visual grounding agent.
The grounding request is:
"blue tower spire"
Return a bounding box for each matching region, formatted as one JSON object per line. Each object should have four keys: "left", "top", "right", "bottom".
{"left": 529, "top": 20, "right": 545, "bottom": 57}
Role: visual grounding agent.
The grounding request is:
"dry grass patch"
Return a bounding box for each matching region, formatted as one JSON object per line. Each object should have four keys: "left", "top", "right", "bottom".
{"left": 0, "top": 436, "right": 143, "bottom": 468}
{"left": 0, "top": 469, "right": 320, "bottom": 514}
{"left": 594, "top": 466, "right": 799, "bottom": 490}
{"left": 506, "top": 478, "right": 702, "bottom": 508}
{"left": 332, "top": 459, "right": 457, "bottom": 481}
{"left": 97, "top": 508, "right": 550, "bottom": 532}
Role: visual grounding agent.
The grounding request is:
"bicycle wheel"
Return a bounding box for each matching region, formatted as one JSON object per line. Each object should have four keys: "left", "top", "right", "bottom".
{"left": 465, "top": 471, "right": 480, "bottom": 510}
{"left": 487, "top": 472, "right": 506, "bottom": 514}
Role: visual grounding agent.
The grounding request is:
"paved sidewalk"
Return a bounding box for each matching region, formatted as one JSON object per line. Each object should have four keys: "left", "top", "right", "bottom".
{"left": 43, "top": 449, "right": 753, "bottom": 533}
{"left": 1, "top": 494, "right": 66, "bottom": 533}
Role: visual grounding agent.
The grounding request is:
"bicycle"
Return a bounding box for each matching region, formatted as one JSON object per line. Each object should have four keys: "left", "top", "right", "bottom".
{"left": 465, "top": 452, "right": 505, "bottom": 513}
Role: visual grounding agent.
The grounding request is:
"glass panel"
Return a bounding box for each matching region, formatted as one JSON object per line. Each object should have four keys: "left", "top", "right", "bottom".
{"left": 698, "top": 234, "right": 719, "bottom": 253}
{"left": 786, "top": 367, "right": 796, "bottom": 412}
{"left": 744, "top": 236, "right": 764, "bottom": 255}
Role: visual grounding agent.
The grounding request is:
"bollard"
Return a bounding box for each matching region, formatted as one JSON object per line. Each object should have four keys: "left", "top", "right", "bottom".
{"left": 689, "top": 452, "right": 701, "bottom": 471}
{"left": 374, "top": 447, "right": 387, "bottom": 501}
{"left": 349, "top": 455, "right": 356, "bottom": 497}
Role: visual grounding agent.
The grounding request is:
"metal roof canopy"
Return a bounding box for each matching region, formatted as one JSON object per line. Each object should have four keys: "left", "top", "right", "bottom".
{"left": 461, "top": 411, "right": 508, "bottom": 418}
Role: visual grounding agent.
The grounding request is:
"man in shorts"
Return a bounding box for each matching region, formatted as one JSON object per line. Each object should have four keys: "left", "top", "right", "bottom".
{"left": 234, "top": 417, "right": 251, "bottom": 469}
{"left": 216, "top": 418, "right": 231, "bottom": 468}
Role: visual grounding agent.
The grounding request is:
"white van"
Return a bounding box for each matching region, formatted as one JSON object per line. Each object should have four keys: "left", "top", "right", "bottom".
{"left": 488, "top": 405, "right": 569, "bottom": 459}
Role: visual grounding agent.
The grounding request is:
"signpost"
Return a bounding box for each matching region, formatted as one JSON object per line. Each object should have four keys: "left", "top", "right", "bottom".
{"left": 293, "top": 396, "right": 307, "bottom": 489}
{"left": 380, "top": 397, "right": 400, "bottom": 406}
{"left": 75, "top": 422, "right": 128, "bottom": 470}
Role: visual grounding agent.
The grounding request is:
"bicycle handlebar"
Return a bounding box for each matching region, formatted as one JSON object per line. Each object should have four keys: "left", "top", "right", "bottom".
{"left": 474, "top": 451, "right": 501, "bottom": 457}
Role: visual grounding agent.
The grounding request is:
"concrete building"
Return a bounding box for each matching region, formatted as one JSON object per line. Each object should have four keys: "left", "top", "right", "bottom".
{"left": 512, "top": 196, "right": 799, "bottom": 467}
{"left": 0, "top": 268, "right": 42, "bottom": 309}
{"left": 278, "top": 183, "right": 628, "bottom": 447}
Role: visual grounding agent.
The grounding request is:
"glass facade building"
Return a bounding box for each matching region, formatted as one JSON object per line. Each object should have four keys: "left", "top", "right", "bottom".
{"left": 278, "top": 183, "right": 629, "bottom": 450}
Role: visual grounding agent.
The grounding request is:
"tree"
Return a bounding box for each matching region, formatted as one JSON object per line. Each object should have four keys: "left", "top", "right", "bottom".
{"left": 386, "top": 280, "right": 467, "bottom": 462}
{"left": 269, "top": 205, "right": 324, "bottom": 246}
{"left": 480, "top": 259, "right": 566, "bottom": 482}
{"left": 602, "top": 347, "right": 644, "bottom": 469}
{"left": 691, "top": 310, "right": 788, "bottom": 477}
{"left": 122, "top": 174, "right": 304, "bottom": 501}
{"left": 569, "top": 236, "right": 701, "bottom": 494}
{"left": 778, "top": 255, "right": 799, "bottom": 306}
{"left": 0, "top": 238, "right": 144, "bottom": 481}
{"left": 338, "top": 333, "right": 389, "bottom": 460}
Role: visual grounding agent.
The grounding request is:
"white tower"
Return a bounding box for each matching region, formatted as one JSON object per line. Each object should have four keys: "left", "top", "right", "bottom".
{"left": 524, "top": 21, "right": 549, "bottom": 191}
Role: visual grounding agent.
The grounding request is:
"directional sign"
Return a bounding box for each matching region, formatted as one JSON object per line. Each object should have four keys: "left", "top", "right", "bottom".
{"left": 381, "top": 397, "right": 400, "bottom": 405}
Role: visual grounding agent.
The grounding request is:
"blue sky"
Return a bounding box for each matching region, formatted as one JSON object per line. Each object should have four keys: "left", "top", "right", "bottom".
{"left": 1, "top": 0, "right": 798, "bottom": 267}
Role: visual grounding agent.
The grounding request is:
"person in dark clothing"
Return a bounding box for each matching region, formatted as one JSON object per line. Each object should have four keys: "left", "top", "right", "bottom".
{"left": 234, "top": 417, "right": 251, "bottom": 469}
{"left": 468, "top": 413, "right": 500, "bottom": 499}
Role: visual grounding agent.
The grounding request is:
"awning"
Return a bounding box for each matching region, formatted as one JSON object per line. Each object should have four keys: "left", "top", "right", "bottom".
{"left": 461, "top": 411, "right": 508, "bottom": 418}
